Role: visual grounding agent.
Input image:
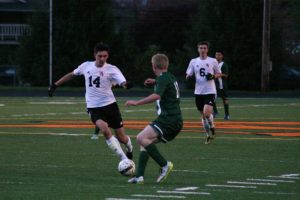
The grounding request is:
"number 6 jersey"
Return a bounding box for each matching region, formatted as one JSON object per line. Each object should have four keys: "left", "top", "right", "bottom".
{"left": 186, "top": 57, "right": 220, "bottom": 95}
{"left": 73, "top": 61, "right": 126, "bottom": 108}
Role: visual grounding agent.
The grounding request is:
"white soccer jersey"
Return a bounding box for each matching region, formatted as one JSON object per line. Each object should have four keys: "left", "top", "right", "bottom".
{"left": 73, "top": 61, "right": 126, "bottom": 108}
{"left": 186, "top": 56, "right": 220, "bottom": 95}
{"left": 217, "top": 61, "right": 224, "bottom": 89}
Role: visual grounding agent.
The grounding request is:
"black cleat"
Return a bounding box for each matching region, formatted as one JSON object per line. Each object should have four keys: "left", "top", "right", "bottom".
{"left": 205, "top": 136, "right": 212, "bottom": 144}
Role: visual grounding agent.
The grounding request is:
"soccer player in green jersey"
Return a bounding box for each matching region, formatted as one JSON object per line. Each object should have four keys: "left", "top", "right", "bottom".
{"left": 125, "top": 53, "right": 182, "bottom": 184}
{"left": 213, "top": 50, "right": 230, "bottom": 120}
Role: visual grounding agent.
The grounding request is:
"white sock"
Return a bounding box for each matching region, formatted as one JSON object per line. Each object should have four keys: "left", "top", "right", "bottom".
{"left": 125, "top": 136, "right": 133, "bottom": 152}
{"left": 106, "top": 136, "right": 127, "bottom": 160}
{"left": 201, "top": 119, "right": 210, "bottom": 136}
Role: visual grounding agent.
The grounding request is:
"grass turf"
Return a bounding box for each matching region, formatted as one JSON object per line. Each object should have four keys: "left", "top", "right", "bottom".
{"left": 0, "top": 96, "right": 299, "bottom": 199}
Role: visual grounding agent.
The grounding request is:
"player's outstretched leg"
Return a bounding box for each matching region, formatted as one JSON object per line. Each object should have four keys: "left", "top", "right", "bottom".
{"left": 157, "top": 161, "right": 174, "bottom": 183}
{"left": 91, "top": 126, "right": 100, "bottom": 140}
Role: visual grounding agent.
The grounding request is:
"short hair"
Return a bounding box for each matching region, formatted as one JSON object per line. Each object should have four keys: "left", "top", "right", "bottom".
{"left": 151, "top": 53, "right": 169, "bottom": 69}
{"left": 215, "top": 49, "right": 224, "bottom": 56}
{"left": 94, "top": 42, "right": 110, "bottom": 54}
{"left": 197, "top": 41, "right": 210, "bottom": 48}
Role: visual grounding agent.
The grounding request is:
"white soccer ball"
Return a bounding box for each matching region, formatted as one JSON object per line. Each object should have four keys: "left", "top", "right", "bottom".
{"left": 118, "top": 159, "right": 135, "bottom": 176}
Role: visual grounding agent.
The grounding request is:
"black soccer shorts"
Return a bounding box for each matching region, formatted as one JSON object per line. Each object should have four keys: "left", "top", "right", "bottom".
{"left": 87, "top": 102, "right": 123, "bottom": 129}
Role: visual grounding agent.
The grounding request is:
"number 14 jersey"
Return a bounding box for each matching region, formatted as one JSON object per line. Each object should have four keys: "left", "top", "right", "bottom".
{"left": 186, "top": 57, "right": 220, "bottom": 95}
{"left": 73, "top": 61, "right": 126, "bottom": 108}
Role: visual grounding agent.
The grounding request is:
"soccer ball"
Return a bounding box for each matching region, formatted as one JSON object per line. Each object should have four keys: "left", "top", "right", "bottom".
{"left": 118, "top": 159, "right": 135, "bottom": 176}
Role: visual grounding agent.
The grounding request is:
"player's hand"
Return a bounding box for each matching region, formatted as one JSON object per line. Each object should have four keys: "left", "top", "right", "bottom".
{"left": 125, "top": 81, "right": 133, "bottom": 89}
{"left": 205, "top": 73, "right": 215, "bottom": 80}
{"left": 144, "top": 78, "right": 155, "bottom": 86}
{"left": 125, "top": 100, "right": 138, "bottom": 107}
{"left": 48, "top": 84, "right": 57, "bottom": 97}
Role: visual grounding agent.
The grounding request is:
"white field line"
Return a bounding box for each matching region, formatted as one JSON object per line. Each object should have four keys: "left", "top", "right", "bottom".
{"left": 253, "top": 191, "right": 297, "bottom": 195}
{"left": 106, "top": 198, "right": 147, "bottom": 200}
{"left": 247, "top": 178, "right": 295, "bottom": 183}
{"left": 206, "top": 184, "right": 256, "bottom": 189}
{"left": 268, "top": 176, "right": 300, "bottom": 180}
{"left": 280, "top": 173, "right": 300, "bottom": 177}
{"left": 132, "top": 194, "right": 185, "bottom": 199}
{"left": 157, "top": 190, "right": 210, "bottom": 195}
{"left": 227, "top": 181, "right": 277, "bottom": 186}
{"left": 175, "top": 187, "right": 198, "bottom": 191}
{"left": 0, "top": 104, "right": 4, "bottom": 106}
{"left": 124, "top": 102, "right": 300, "bottom": 113}
{"left": 28, "top": 102, "right": 82, "bottom": 105}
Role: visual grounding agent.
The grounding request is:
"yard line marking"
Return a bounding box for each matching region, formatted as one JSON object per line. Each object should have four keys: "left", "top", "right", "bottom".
{"left": 253, "top": 191, "right": 297, "bottom": 195}
{"left": 280, "top": 173, "right": 300, "bottom": 177}
{"left": 206, "top": 184, "right": 256, "bottom": 189}
{"left": 106, "top": 198, "right": 147, "bottom": 200}
{"left": 175, "top": 187, "right": 198, "bottom": 191}
{"left": 157, "top": 190, "right": 210, "bottom": 195}
{"left": 28, "top": 102, "right": 81, "bottom": 105}
{"left": 247, "top": 178, "right": 295, "bottom": 183}
{"left": 268, "top": 176, "right": 300, "bottom": 180}
{"left": 227, "top": 181, "right": 277, "bottom": 186}
{"left": 132, "top": 194, "right": 185, "bottom": 198}
{"left": 0, "top": 104, "right": 4, "bottom": 106}
{"left": 173, "top": 170, "right": 208, "bottom": 173}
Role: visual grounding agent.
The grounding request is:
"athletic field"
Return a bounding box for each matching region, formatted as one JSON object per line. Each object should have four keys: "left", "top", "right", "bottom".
{"left": 0, "top": 96, "right": 299, "bottom": 199}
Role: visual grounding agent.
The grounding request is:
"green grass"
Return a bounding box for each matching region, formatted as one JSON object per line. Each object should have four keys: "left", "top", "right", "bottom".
{"left": 0, "top": 96, "right": 300, "bottom": 200}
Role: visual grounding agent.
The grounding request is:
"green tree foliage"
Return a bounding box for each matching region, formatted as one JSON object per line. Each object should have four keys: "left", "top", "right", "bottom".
{"left": 17, "top": 0, "right": 120, "bottom": 86}
{"left": 183, "top": 0, "right": 263, "bottom": 89}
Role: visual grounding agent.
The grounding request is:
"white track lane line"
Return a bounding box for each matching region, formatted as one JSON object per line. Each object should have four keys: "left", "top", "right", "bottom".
{"left": 132, "top": 194, "right": 185, "bottom": 198}
{"left": 206, "top": 184, "right": 256, "bottom": 189}
{"left": 157, "top": 190, "right": 210, "bottom": 195}
{"left": 247, "top": 178, "right": 295, "bottom": 183}
{"left": 227, "top": 181, "right": 277, "bottom": 186}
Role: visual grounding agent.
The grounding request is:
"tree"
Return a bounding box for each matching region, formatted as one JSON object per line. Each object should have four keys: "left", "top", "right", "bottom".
{"left": 17, "top": 0, "right": 120, "bottom": 86}
{"left": 183, "top": 0, "right": 264, "bottom": 90}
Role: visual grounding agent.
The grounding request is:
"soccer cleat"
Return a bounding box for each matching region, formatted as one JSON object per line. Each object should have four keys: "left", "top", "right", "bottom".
{"left": 205, "top": 136, "right": 212, "bottom": 144}
{"left": 90, "top": 133, "right": 99, "bottom": 140}
{"left": 128, "top": 176, "right": 144, "bottom": 184}
{"left": 224, "top": 115, "right": 230, "bottom": 120}
{"left": 157, "top": 161, "right": 173, "bottom": 183}
{"left": 126, "top": 150, "right": 133, "bottom": 160}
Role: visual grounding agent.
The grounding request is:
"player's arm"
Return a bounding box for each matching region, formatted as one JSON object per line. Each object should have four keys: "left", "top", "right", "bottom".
{"left": 48, "top": 72, "right": 75, "bottom": 97}
{"left": 119, "top": 81, "right": 133, "bottom": 89}
{"left": 221, "top": 63, "right": 229, "bottom": 78}
{"left": 144, "top": 78, "right": 156, "bottom": 86}
{"left": 125, "top": 93, "right": 160, "bottom": 107}
{"left": 206, "top": 60, "right": 222, "bottom": 80}
{"left": 186, "top": 60, "right": 194, "bottom": 80}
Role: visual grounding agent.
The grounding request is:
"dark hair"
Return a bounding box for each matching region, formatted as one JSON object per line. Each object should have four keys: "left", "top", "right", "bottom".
{"left": 197, "top": 41, "right": 210, "bottom": 48}
{"left": 215, "top": 50, "right": 224, "bottom": 56}
{"left": 94, "top": 42, "right": 110, "bottom": 54}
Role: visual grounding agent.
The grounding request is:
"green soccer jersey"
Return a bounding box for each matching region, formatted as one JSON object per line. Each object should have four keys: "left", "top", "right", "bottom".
{"left": 154, "top": 72, "right": 182, "bottom": 123}
{"left": 221, "top": 62, "right": 229, "bottom": 90}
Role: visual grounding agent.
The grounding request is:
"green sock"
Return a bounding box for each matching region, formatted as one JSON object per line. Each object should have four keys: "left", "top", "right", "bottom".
{"left": 224, "top": 104, "right": 229, "bottom": 115}
{"left": 145, "top": 143, "right": 167, "bottom": 167}
{"left": 136, "top": 151, "right": 149, "bottom": 177}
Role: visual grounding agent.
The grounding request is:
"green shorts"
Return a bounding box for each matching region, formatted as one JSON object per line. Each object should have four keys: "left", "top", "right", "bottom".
{"left": 150, "top": 118, "right": 182, "bottom": 143}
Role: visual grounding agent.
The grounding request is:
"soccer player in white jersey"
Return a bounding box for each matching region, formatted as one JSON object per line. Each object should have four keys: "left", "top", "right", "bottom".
{"left": 186, "top": 41, "right": 221, "bottom": 144}
{"left": 48, "top": 42, "right": 133, "bottom": 161}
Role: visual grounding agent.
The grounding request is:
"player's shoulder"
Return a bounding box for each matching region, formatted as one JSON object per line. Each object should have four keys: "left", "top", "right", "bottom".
{"left": 207, "top": 57, "right": 218, "bottom": 65}
{"left": 104, "top": 63, "right": 120, "bottom": 71}
{"left": 189, "top": 57, "right": 200, "bottom": 65}
{"left": 78, "top": 61, "right": 94, "bottom": 68}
